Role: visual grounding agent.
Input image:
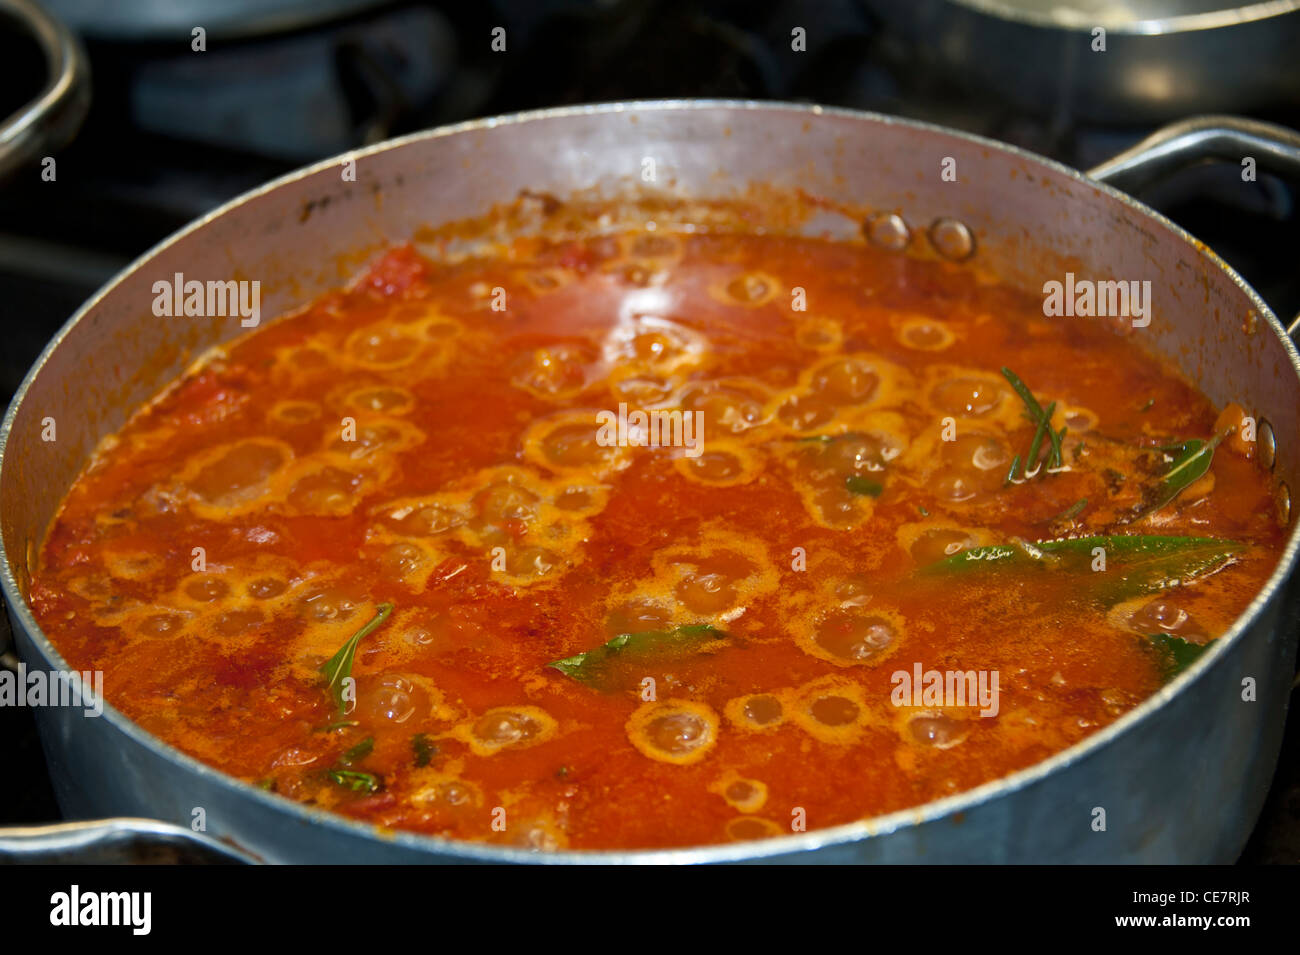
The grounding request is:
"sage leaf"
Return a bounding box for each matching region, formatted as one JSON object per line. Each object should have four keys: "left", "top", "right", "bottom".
{"left": 921, "top": 534, "right": 1242, "bottom": 602}
{"left": 319, "top": 602, "right": 393, "bottom": 716}
{"left": 549, "top": 624, "right": 728, "bottom": 690}
{"left": 1144, "top": 429, "right": 1228, "bottom": 515}
{"left": 1147, "top": 633, "right": 1217, "bottom": 681}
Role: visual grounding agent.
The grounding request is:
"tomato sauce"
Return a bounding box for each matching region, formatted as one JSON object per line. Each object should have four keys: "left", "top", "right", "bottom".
{"left": 29, "top": 230, "right": 1286, "bottom": 850}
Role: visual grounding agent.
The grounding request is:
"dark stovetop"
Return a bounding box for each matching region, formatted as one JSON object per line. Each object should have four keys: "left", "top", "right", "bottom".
{"left": 0, "top": 0, "right": 1296, "bottom": 861}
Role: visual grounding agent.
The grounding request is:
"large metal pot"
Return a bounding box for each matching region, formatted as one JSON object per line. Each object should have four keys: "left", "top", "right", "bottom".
{"left": 868, "top": 0, "right": 1300, "bottom": 124}
{"left": 2, "top": 102, "right": 1299, "bottom": 863}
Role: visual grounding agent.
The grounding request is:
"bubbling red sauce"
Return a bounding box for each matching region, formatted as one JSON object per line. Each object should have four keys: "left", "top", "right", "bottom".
{"left": 28, "top": 228, "right": 1286, "bottom": 851}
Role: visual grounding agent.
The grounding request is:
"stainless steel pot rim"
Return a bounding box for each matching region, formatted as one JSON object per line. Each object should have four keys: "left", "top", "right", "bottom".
{"left": 948, "top": 0, "right": 1300, "bottom": 34}
{"left": 3, "top": 99, "right": 1298, "bottom": 863}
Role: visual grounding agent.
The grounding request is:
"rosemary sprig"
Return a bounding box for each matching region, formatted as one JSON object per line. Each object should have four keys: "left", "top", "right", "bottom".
{"left": 328, "top": 769, "right": 381, "bottom": 793}
{"left": 1001, "top": 367, "right": 1064, "bottom": 473}
{"left": 341, "top": 737, "right": 374, "bottom": 766}
{"left": 319, "top": 602, "right": 393, "bottom": 715}
{"left": 1050, "top": 498, "right": 1088, "bottom": 523}
{"left": 1025, "top": 400, "right": 1057, "bottom": 475}
{"left": 1004, "top": 454, "right": 1022, "bottom": 485}
{"left": 1001, "top": 365, "right": 1045, "bottom": 418}
{"left": 412, "top": 733, "right": 437, "bottom": 768}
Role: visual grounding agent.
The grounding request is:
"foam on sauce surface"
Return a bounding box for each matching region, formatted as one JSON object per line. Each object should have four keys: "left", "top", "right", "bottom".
{"left": 29, "top": 231, "right": 1285, "bottom": 850}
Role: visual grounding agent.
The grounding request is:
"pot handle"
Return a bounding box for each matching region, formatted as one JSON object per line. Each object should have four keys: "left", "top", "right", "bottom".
{"left": 0, "top": 0, "right": 91, "bottom": 180}
{"left": 0, "top": 818, "right": 260, "bottom": 864}
{"left": 1087, "top": 115, "right": 1300, "bottom": 344}
{"left": 1087, "top": 115, "right": 1300, "bottom": 195}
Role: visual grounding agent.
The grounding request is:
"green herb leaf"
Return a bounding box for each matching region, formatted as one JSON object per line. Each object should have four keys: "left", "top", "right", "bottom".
{"left": 1050, "top": 498, "right": 1088, "bottom": 523}
{"left": 319, "top": 602, "right": 393, "bottom": 715}
{"left": 797, "top": 432, "right": 867, "bottom": 445}
{"left": 328, "top": 769, "right": 381, "bottom": 793}
{"left": 412, "top": 733, "right": 436, "bottom": 768}
{"left": 548, "top": 623, "right": 728, "bottom": 690}
{"left": 1001, "top": 365, "right": 1046, "bottom": 418}
{"left": 317, "top": 720, "right": 359, "bottom": 733}
{"left": 1001, "top": 367, "right": 1063, "bottom": 472}
{"left": 341, "top": 736, "right": 374, "bottom": 765}
{"left": 921, "top": 534, "right": 1243, "bottom": 602}
{"left": 1144, "top": 429, "right": 1228, "bottom": 515}
{"left": 1004, "top": 453, "right": 1022, "bottom": 486}
{"left": 1025, "top": 400, "right": 1057, "bottom": 472}
{"left": 844, "top": 474, "right": 884, "bottom": 497}
{"left": 1146, "top": 633, "right": 1216, "bottom": 681}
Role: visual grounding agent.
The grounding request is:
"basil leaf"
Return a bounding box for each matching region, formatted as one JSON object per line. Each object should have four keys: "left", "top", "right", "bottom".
{"left": 1146, "top": 633, "right": 1216, "bottom": 681}
{"left": 319, "top": 602, "right": 393, "bottom": 715}
{"left": 921, "top": 534, "right": 1242, "bottom": 602}
{"left": 548, "top": 624, "right": 728, "bottom": 690}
